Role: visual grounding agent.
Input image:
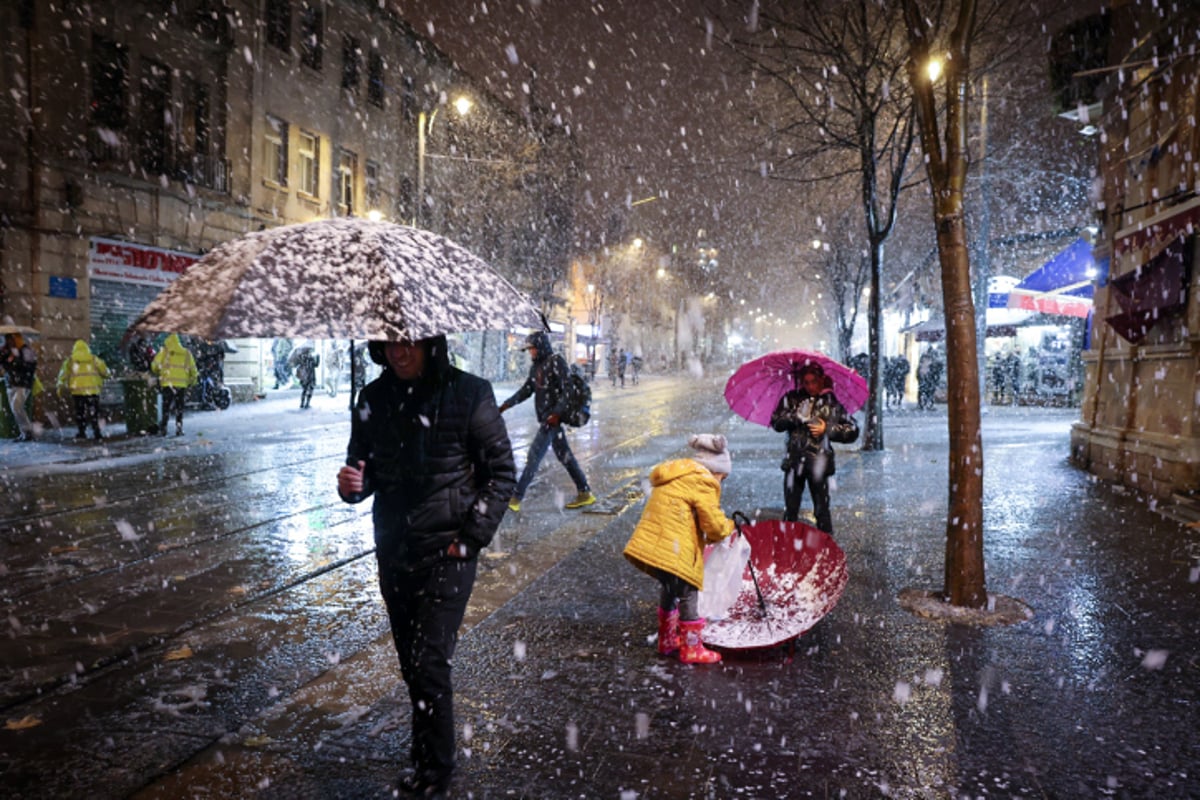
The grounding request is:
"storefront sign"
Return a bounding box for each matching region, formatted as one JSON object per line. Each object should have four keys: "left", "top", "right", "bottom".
{"left": 87, "top": 237, "right": 200, "bottom": 287}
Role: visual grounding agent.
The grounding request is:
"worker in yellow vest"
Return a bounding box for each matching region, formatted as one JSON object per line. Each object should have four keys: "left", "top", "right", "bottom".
{"left": 151, "top": 333, "right": 198, "bottom": 437}
{"left": 56, "top": 339, "right": 109, "bottom": 440}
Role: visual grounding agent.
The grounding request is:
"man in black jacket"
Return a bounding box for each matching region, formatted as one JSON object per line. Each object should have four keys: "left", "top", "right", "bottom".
{"left": 337, "top": 335, "right": 515, "bottom": 798}
{"left": 498, "top": 330, "right": 595, "bottom": 512}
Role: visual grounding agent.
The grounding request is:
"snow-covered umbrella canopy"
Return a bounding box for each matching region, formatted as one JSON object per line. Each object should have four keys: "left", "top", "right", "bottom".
{"left": 0, "top": 316, "right": 39, "bottom": 336}
{"left": 128, "top": 218, "right": 542, "bottom": 341}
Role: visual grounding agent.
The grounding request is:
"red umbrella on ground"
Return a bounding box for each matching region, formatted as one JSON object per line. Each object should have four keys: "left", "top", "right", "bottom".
{"left": 703, "top": 515, "right": 848, "bottom": 651}
{"left": 724, "top": 349, "right": 868, "bottom": 427}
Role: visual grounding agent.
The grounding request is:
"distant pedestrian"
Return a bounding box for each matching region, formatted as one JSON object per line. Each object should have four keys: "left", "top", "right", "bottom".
{"left": 56, "top": 339, "right": 108, "bottom": 440}
{"left": 151, "top": 334, "right": 198, "bottom": 436}
{"left": 631, "top": 354, "right": 643, "bottom": 385}
{"left": 2, "top": 332, "right": 38, "bottom": 441}
{"left": 127, "top": 335, "right": 155, "bottom": 374}
{"left": 337, "top": 336, "right": 515, "bottom": 799}
{"left": 771, "top": 363, "right": 859, "bottom": 533}
{"left": 623, "top": 433, "right": 736, "bottom": 664}
{"left": 290, "top": 346, "right": 320, "bottom": 409}
{"left": 917, "top": 348, "right": 943, "bottom": 410}
{"left": 883, "top": 355, "right": 909, "bottom": 409}
{"left": 618, "top": 349, "right": 628, "bottom": 388}
{"left": 1004, "top": 350, "right": 1022, "bottom": 404}
{"left": 324, "top": 342, "right": 346, "bottom": 397}
{"left": 499, "top": 330, "right": 596, "bottom": 512}
{"left": 608, "top": 349, "right": 620, "bottom": 387}
{"left": 271, "top": 338, "right": 293, "bottom": 389}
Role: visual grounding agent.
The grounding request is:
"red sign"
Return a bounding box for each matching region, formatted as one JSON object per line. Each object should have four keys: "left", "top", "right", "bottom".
{"left": 88, "top": 237, "right": 200, "bottom": 287}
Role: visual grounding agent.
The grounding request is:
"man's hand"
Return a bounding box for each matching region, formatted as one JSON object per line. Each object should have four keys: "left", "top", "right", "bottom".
{"left": 545, "top": 413, "right": 560, "bottom": 427}
{"left": 498, "top": 403, "right": 510, "bottom": 413}
{"left": 338, "top": 460, "right": 366, "bottom": 496}
{"left": 807, "top": 417, "right": 827, "bottom": 437}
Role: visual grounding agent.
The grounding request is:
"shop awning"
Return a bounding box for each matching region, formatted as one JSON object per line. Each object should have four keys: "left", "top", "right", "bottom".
{"left": 1105, "top": 236, "right": 1191, "bottom": 344}
{"left": 1006, "top": 238, "right": 1102, "bottom": 318}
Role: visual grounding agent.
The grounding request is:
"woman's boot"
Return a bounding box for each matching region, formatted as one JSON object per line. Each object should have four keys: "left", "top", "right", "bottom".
{"left": 656, "top": 607, "right": 680, "bottom": 656}
{"left": 678, "top": 619, "right": 721, "bottom": 664}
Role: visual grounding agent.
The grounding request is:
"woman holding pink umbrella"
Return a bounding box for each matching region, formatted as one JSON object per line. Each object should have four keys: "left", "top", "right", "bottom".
{"left": 770, "top": 363, "right": 859, "bottom": 533}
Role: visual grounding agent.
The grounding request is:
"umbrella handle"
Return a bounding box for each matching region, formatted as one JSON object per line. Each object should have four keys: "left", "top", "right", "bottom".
{"left": 729, "top": 511, "right": 768, "bottom": 617}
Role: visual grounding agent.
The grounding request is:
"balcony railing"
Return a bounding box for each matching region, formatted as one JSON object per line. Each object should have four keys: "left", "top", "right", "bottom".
{"left": 86, "top": 127, "right": 229, "bottom": 193}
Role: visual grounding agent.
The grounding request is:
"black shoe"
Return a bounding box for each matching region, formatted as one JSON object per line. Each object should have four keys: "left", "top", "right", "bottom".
{"left": 396, "top": 771, "right": 450, "bottom": 798}
{"left": 74, "top": 432, "right": 87, "bottom": 440}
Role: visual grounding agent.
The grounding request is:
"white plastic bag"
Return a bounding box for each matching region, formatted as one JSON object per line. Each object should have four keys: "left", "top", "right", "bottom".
{"left": 697, "top": 533, "right": 751, "bottom": 620}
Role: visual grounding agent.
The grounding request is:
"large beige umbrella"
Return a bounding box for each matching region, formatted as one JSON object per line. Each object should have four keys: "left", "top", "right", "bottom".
{"left": 128, "top": 218, "right": 541, "bottom": 342}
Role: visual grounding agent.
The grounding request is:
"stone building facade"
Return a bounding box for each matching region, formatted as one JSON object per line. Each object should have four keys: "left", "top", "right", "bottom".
{"left": 1068, "top": 2, "right": 1200, "bottom": 499}
{"left": 1, "top": 0, "right": 570, "bottom": 426}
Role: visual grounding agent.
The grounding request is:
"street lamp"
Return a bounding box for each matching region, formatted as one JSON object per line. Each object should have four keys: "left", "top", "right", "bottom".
{"left": 415, "top": 94, "right": 473, "bottom": 228}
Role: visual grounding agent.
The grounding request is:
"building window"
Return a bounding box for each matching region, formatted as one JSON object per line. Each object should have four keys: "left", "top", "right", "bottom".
{"left": 398, "top": 175, "right": 414, "bottom": 223}
{"left": 266, "top": 0, "right": 290, "bottom": 51}
{"left": 299, "top": 3, "right": 323, "bottom": 71}
{"left": 90, "top": 35, "right": 128, "bottom": 130}
{"left": 138, "top": 59, "right": 170, "bottom": 173}
{"left": 401, "top": 75, "right": 416, "bottom": 123}
{"left": 342, "top": 36, "right": 360, "bottom": 91}
{"left": 265, "top": 114, "right": 288, "bottom": 186}
{"left": 298, "top": 129, "right": 319, "bottom": 197}
{"left": 337, "top": 149, "right": 357, "bottom": 215}
{"left": 365, "top": 160, "right": 380, "bottom": 213}
{"left": 367, "top": 50, "right": 384, "bottom": 108}
{"left": 181, "top": 79, "right": 210, "bottom": 156}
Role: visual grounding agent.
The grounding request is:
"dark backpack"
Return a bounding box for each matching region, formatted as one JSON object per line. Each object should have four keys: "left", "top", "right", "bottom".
{"left": 562, "top": 363, "right": 592, "bottom": 426}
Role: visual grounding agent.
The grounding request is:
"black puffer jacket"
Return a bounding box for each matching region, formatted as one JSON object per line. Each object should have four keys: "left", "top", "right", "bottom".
{"left": 771, "top": 389, "right": 859, "bottom": 463}
{"left": 501, "top": 330, "right": 568, "bottom": 423}
{"left": 341, "top": 337, "right": 516, "bottom": 567}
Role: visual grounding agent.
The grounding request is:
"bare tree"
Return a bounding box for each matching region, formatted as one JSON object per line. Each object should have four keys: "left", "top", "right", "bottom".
{"left": 714, "top": 0, "right": 920, "bottom": 451}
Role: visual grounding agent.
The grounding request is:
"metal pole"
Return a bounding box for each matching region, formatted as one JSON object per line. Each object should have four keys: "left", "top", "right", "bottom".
{"left": 416, "top": 111, "right": 426, "bottom": 228}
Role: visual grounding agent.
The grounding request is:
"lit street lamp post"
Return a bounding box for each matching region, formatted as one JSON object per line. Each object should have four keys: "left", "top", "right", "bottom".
{"left": 415, "top": 95, "right": 474, "bottom": 229}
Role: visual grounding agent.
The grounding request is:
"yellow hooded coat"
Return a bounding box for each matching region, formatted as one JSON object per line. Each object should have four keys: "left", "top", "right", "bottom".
{"left": 151, "top": 334, "right": 198, "bottom": 389}
{"left": 56, "top": 340, "right": 109, "bottom": 396}
{"left": 623, "top": 459, "right": 735, "bottom": 590}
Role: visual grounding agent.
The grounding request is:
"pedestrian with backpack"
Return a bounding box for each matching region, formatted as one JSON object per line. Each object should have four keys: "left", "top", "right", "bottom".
{"left": 498, "top": 330, "right": 595, "bottom": 512}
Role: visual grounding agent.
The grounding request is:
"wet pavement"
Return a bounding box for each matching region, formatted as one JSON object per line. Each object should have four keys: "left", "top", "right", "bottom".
{"left": 3, "top": 381, "right": 1199, "bottom": 798}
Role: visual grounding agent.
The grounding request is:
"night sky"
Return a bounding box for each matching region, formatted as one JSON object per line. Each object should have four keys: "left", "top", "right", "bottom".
{"left": 399, "top": 0, "right": 770, "bottom": 251}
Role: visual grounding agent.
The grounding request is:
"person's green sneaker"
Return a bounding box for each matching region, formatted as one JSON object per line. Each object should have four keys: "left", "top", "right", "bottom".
{"left": 508, "top": 497, "right": 521, "bottom": 512}
{"left": 565, "top": 491, "right": 597, "bottom": 509}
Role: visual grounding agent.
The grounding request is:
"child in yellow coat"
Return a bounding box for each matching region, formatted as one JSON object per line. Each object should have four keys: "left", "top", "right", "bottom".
{"left": 624, "top": 434, "right": 736, "bottom": 664}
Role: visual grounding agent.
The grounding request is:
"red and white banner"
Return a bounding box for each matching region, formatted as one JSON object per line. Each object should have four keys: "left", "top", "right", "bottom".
{"left": 88, "top": 237, "right": 200, "bottom": 287}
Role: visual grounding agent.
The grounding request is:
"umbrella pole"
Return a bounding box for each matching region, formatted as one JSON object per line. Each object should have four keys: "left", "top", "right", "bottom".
{"left": 349, "top": 340, "right": 357, "bottom": 412}
{"left": 732, "top": 512, "right": 770, "bottom": 617}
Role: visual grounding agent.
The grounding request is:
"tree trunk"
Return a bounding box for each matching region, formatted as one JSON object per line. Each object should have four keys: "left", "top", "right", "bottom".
{"left": 934, "top": 196, "right": 987, "bottom": 608}
{"left": 904, "top": 0, "right": 987, "bottom": 608}
{"left": 861, "top": 235, "right": 885, "bottom": 451}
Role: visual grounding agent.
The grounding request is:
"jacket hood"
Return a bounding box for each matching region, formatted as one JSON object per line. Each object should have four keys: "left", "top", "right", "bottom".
{"left": 70, "top": 340, "right": 93, "bottom": 359}
{"left": 525, "top": 330, "right": 552, "bottom": 362}
{"left": 648, "top": 458, "right": 719, "bottom": 488}
{"left": 162, "top": 334, "right": 186, "bottom": 354}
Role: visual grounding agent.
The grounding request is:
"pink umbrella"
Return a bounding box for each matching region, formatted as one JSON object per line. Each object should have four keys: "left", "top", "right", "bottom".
{"left": 723, "top": 349, "right": 868, "bottom": 427}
